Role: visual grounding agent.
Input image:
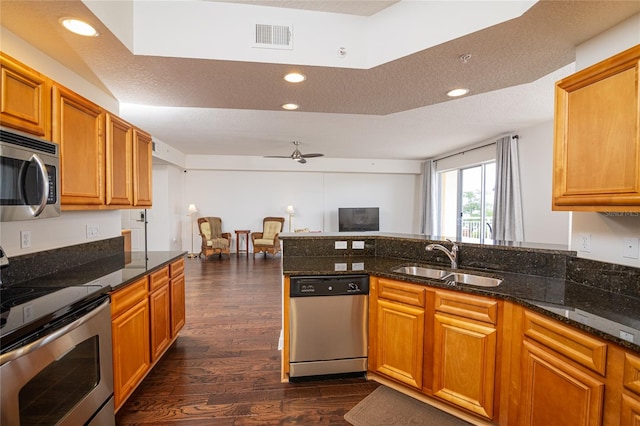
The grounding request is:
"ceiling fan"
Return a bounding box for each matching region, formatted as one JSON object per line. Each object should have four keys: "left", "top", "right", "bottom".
{"left": 264, "top": 141, "right": 324, "bottom": 164}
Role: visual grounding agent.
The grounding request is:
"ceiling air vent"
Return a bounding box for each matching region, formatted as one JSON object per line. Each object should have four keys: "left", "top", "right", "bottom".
{"left": 253, "top": 24, "right": 293, "bottom": 50}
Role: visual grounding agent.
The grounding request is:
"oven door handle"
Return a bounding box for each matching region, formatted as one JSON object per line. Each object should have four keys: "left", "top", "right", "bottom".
{"left": 29, "top": 153, "right": 50, "bottom": 217}
{"left": 0, "top": 298, "right": 109, "bottom": 366}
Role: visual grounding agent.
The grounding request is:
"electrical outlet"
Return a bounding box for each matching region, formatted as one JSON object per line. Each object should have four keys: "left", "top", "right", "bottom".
{"left": 20, "top": 230, "right": 31, "bottom": 249}
{"left": 86, "top": 225, "right": 99, "bottom": 238}
{"left": 352, "top": 241, "right": 365, "bottom": 249}
{"left": 622, "top": 237, "right": 639, "bottom": 259}
{"left": 335, "top": 241, "right": 347, "bottom": 250}
{"left": 578, "top": 233, "right": 591, "bottom": 252}
{"left": 620, "top": 330, "right": 635, "bottom": 343}
{"left": 334, "top": 263, "right": 347, "bottom": 271}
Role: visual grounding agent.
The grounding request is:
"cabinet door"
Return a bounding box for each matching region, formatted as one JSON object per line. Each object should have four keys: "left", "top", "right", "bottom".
{"left": 149, "top": 285, "right": 172, "bottom": 362}
{"left": 112, "top": 298, "right": 150, "bottom": 410}
{"left": 170, "top": 273, "right": 186, "bottom": 336}
{"left": 433, "top": 312, "right": 497, "bottom": 419}
{"left": 519, "top": 341, "right": 605, "bottom": 426}
{"left": 105, "top": 114, "right": 132, "bottom": 206}
{"left": 374, "top": 299, "right": 425, "bottom": 389}
{"left": 52, "top": 84, "right": 105, "bottom": 206}
{"left": 133, "top": 129, "right": 152, "bottom": 206}
{"left": 0, "top": 54, "right": 49, "bottom": 138}
{"left": 621, "top": 394, "right": 640, "bottom": 426}
{"left": 553, "top": 45, "right": 640, "bottom": 211}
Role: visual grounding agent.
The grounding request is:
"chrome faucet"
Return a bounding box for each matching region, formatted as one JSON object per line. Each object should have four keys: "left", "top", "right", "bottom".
{"left": 425, "top": 239, "right": 458, "bottom": 269}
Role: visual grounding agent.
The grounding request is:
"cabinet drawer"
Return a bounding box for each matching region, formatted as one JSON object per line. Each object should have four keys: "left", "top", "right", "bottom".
{"left": 435, "top": 290, "right": 498, "bottom": 324}
{"left": 377, "top": 278, "right": 425, "bottom": 307}
{"left": 523, "top": 310, "right": 607, "bottom": 375}
{"left": 149, "top": 266, "right": 169, "bottom": 292}
{"left": 624, "top": 352, "right": 640, "bottom": 396}
{"left": 170, "top": 258, "right": 184, "bottom": 278}
{"left": 111, "top": 277, "right": 148, "bottom": 318}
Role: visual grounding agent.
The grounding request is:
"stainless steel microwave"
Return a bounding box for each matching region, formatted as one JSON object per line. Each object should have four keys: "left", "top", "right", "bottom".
{"left": 0, "top": 127, "right": 60, "bottom": 221}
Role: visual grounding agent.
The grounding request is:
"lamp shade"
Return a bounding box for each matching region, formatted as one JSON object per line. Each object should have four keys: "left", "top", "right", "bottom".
{"left": 187, "top": 204, "right": 198, "bottom": 214}
{"left": 286, "top": 205, "right": 295, "bottom": 215}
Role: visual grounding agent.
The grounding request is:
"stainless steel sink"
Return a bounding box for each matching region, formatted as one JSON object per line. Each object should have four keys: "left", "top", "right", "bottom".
{"left": 391, "top": 266, "right": 449, "bottom": 279}
{"left": 440, "top": 272, "right": 502, "bottom": 287}
{"left": 392, "top": 266, "right": 502, "bottom": 287}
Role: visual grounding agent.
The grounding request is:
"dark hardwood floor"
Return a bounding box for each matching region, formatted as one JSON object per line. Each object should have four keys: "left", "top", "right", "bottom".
{"left": 115, "top": 255, "right": 378, "bottom": 425}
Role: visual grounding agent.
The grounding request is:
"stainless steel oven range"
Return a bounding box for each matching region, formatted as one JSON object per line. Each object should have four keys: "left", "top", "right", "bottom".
{"left": 0, "top": 277, "right": 116, "bottom": 425}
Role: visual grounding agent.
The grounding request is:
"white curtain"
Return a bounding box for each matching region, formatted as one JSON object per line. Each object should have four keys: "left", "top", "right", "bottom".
{"left": 493, "top": 135, "right": 524, "bottom": 241}
{"left": 420, "top": 160, "right": 437, "bottom": 235}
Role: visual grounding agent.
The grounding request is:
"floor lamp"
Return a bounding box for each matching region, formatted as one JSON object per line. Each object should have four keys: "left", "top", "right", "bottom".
{"left": 187, "top": 204, "right": 198, "bottom": 258}
{"left": 287, "top": 205, "right": 295, "bottom": 232}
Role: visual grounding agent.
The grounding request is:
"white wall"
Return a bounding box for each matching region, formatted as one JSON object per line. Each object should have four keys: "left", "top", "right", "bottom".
{"left": 517, "top": 122, "right": 570, "bottom": 245}
{"left": 180, "top": 168, "right": 419, "bottom": 253}
{"left": 146, "top": 163, "right": 184, "bottom": 251}
{"left": 569, "top": 14, "right": 640, "bottom": 267}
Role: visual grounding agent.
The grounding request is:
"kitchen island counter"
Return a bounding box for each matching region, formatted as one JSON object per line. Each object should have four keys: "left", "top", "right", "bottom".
{"left": 281, "top": 234, "right": 640, "bottom": 353}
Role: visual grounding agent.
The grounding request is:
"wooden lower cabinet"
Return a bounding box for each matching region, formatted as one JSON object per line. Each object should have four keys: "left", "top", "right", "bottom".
{"left": 519, "top": 340, "right": 605, "bottom": 426}
{"left": 365, "top": 277, "right": 640, "bottom": 426}
{"left": 170, "top": 272, "right": 186, "bottom": 335}
{"left": 111, "top": 277, "right": 151, "bottom": 411}
{"left": 432, "top": 290, "right": 499, "bottom": 420}
{"left": 369, "top": 278, "right": 427, "bottom": 390}
{"left": 111, "top": 258, "right": 186, "bottom": 412}
{"left": 374, "top": 298, "right": 425, "bottom": 389}
{"left": 433, "top": 312, "right": 497, "bottom": 418}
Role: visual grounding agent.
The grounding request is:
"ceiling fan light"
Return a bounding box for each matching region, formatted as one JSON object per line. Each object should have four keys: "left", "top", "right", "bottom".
{"left": 447, "top": 88, "right": 469, "bottom": 97}
{"left": 284, "top": 73, "right": 306, "bottom": 83}
{"left": 60, "top": 18, "right": 99, "bottom": 37}
{"left": 282, "top": 103, "right": 299, "bottom": 110}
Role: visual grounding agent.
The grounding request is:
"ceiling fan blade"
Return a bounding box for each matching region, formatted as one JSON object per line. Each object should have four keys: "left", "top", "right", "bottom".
{"left": 264, "top": 155, "right": 293, "bottom": 158}
{"left": 297, "top": 157, "right": 307, "bottom": 164}
{"left": 300, "top": 153, "right": 324, "bottom": 158}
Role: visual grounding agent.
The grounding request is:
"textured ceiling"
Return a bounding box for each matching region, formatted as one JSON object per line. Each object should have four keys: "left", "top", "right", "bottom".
{"left": 1, "top": 1, "right": 639, "bottom": 160}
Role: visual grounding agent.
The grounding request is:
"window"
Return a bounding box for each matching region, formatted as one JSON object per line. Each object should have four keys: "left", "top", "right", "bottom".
{"left": 436, "top": 162, "right": 495, "bottom": 242}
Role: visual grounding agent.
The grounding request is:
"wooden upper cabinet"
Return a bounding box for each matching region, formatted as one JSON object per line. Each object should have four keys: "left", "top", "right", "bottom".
{"left": 0, "top": 53, "right": 50, "bottom": 138}
{"left": 553, "top": 45, "right": 640, "bottom": 212}
{"left": 106, "top": 114, "right": 133, "bottom": 206}
{"left": 133, "top": 129, "right": 152, "bottom": 207}
{"left": 52, "top": 84, "right": 105, "bottom": 206}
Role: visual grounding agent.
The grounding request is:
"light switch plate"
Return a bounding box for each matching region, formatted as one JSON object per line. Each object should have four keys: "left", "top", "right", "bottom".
{"left": 352, "top": 241, "right": 365, "bottom": 249}
{"left": 334, "top": 263, "right": 347, "bottom": 271}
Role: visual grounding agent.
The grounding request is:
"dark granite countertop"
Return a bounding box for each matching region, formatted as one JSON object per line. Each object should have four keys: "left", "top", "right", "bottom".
{"left": 282, "top": 255, "right": 640, "bottom": 353}
{"left": 7, "top": 251, "right": 186, "bottom": 292}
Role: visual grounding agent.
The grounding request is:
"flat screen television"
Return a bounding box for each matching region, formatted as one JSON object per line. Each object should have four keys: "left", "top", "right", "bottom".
{"left": 338, "top": 207, "right": 379, "bottom": 232}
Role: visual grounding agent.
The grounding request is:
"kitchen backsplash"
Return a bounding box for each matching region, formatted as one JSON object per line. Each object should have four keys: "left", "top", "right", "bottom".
{"left": 0, "top": 237, "right": 124, "bottom": 286}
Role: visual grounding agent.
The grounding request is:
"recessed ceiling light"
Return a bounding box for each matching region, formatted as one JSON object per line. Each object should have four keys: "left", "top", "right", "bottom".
{"left": 447, "top": 88, "right": 469, "bottom": 97}
{"left": 284, "top": 73, "right": 306, "bottom": 83}
{"left": 60, "top": 18, "right": 99, "bottom": 37}
{"left": 282, "top": 103, "right": 299, "bottom": 110}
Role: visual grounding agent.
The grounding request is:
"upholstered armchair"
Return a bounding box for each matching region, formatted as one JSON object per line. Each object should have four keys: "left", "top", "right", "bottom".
{"left": 197, "top": 217, "right": 231, "bottom": 259}
{"left": 251, "top": 217, "right": 285, "bottom": 258}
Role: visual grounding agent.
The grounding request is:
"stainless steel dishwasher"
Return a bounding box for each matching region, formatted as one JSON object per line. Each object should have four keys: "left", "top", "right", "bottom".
{"left": 289, "top": 274, "right": 369, "bottom": 379}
